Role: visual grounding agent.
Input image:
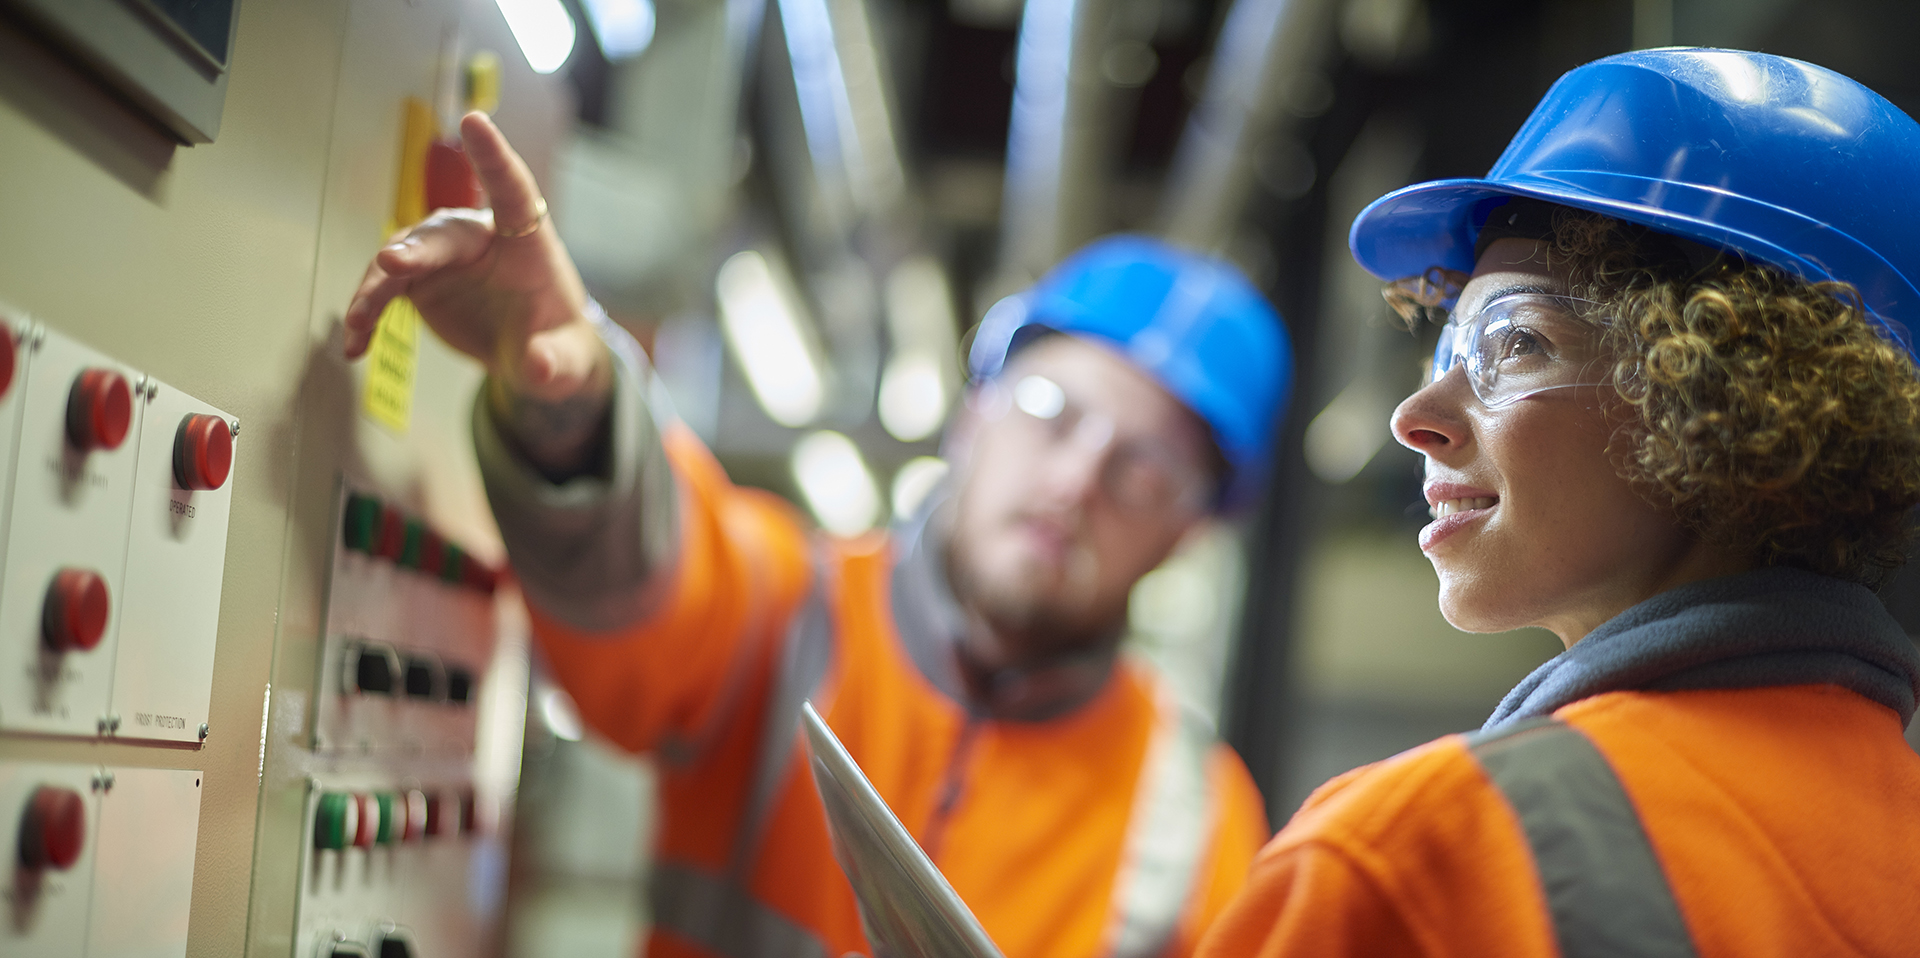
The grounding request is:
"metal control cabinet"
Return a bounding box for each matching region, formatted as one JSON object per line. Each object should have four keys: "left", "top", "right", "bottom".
{"left": 0, "top": 0, "right": 571, "bottom": 955}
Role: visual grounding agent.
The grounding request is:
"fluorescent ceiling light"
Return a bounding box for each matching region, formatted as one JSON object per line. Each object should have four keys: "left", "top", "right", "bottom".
{"left": 890, "top": 456, "right": 949, "bottom": 520}
{"left": 792, "top": 431, "right": 882, "bottom": 535}
{"left": 581, "top": 0, "right": 656, "bottom": 61}
{"left": 877, "top": 352, "right": 947, "bottom": 442}
{"left": 716, "top": 250, "right": 825, "bottom": 427}
{"left": 496, "top": 0, "right": 577, "bottom": 74}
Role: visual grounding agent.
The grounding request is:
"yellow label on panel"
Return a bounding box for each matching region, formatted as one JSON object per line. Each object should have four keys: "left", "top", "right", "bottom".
{"left": 393, "top": 97, "right": 435, "bottom": 231}
{"left": 363, "top": 297, "right": 420, "bottom": 433}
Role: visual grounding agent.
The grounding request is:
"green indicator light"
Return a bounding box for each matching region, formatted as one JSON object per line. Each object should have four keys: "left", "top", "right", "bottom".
{"left": 376, "top": 793, "right": 399, "bottom": 844}
{"left": 342, "top": 495, "right": 380, "bottom": 552}
{"left": 398, "top": 521, "right": 426, "bottom": 569}
{"left": 442, "top": 545, "right": 465, "bottom": 583}
{"left": 315, "top": 792, "right": 352, "bottom": 850}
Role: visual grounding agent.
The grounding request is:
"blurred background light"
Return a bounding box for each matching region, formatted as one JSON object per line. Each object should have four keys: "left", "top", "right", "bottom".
{"left": 793, "top": 431, "right": 883, "bottom": 534}
{"left": 890, "top": 456, "right": 950, "bottom": 520}
{"left": 580, "top": 0, "right": 656, "bottom": 61}
{"left": 880, "top": 255, "right": 960, "bottom": 441}
{"left": 716, "top": 250, "right": 825, "bottom": 427}
{"left": 878, "top": 352, "right": 948, "bottom": 441}
{"left": 537, "top": 681, "right": 584, "bottom": 742}
{"left": 1304, "top": 379, "right": 1391, "bottom": 484}
{"left": 495, "top": 0, "right": 577, "bottom": 74}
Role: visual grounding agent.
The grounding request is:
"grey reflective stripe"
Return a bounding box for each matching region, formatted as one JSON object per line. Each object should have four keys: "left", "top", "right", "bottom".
{"left": 1466, "top": 718, "right": 1700, "bottom": 958}
{"left": 651, "top": 556, "right": 839, "bottom": 958}
{"left": 731, "top": 572, "right": 836, "bottom": 871}
{"left": 1103, "top": 674, "right": 1214, "bottom": 958}
{"left": 651, "top": 860, "right": 830, "bottom": 958}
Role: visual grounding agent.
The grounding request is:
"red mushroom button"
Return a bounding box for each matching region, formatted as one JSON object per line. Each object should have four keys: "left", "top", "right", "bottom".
{"left": 65, "top": 369, "right": 132, "bottom": 451}
{"left": 0, "top": 326, "right": 16, "bottom": 401}
{"left": 42, "top": 568, "right": 109, "bottom": 652}
{"left": 19, "top": 786, "right": 85, "bottom": 870}
{"left": 174, "top": 414, "right": 233, "bottom": 490}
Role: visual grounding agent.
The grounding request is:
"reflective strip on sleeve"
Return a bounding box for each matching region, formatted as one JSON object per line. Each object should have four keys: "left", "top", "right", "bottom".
{"left": 1102, "top": 675, "right": 1214, "bottom": 958}
{"left": 1466, "top": 717, "right": 1699, "bottom": 958}
{"left": 652, "top": 557, "right": 839, "bottom": 958}
{"left": 651, "top": 860, "right": 831, "bottom": 958}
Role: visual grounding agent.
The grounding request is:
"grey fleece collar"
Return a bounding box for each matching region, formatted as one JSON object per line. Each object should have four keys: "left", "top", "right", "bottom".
{"left": 1486, "top": 567, "right": 1920, "bottom": 731}
{"left": 888, "top": 489, "right": 1118, "bottom": 722}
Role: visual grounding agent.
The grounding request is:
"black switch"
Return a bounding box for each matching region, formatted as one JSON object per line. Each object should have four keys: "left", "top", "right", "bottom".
{"left": 378, "top": 934, "right": 413, "bottom": 958}
{"left": 404, "top": 656, "right": 441, "bottom": 700}
{"left": 444, "top": 666, "right": 473, "bottom": 704}
{"left": 351, "top": 643, "right": 396, "bottom": 695}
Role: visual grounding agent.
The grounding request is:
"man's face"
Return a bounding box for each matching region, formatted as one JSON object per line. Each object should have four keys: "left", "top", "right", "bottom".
{"left": 946, "top": 335, "right": 1215, "bottom": 659}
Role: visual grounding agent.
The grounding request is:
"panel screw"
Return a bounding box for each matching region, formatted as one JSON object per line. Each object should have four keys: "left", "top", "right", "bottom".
{"left": 92, "top": 770, "right": 115, "bottom": 791}
{"left": 98, "top": 716, "right": 112, "bottom": 735}
{"left": 107, "top": 714, "right": 120, "bottom": 732}
{"left": 198, "top": 723, "right": 210, "bottom": 741}
{"left": 228, "top": 420, "right": 241, "bottom": 438}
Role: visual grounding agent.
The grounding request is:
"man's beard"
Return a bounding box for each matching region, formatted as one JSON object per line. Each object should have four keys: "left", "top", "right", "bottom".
{"left": 945, "top": 519, "right": 1126, "bottom": 664}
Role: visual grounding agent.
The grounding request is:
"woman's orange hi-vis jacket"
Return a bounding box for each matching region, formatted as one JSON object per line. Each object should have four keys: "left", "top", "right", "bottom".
{"left": 482, "top": 361, "right": 1269, "bottom": 958}
{"left": 1194, "top": 568, "right": 1920, "bottom": 958}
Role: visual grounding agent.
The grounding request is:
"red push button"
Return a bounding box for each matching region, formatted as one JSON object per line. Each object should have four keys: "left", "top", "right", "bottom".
{"left": 42, "top": 568, "right": 109, "bottom": 652}
{"left": 19, "top": 785, "right": 85, "bottom": 870}
{"left": 403, "top": 790, "right": 428, "bottom": 842}
{"left": 0, "top": 326, "right": 16, "bottom": 401}
{"left": 65, "top": 368, "right": 132, "bottom": 451}
{"left": 352, "top": 793, "right": 378, "bottom": 849}
{"left": 174, "top": 414, "right": 233, "bottom": 490}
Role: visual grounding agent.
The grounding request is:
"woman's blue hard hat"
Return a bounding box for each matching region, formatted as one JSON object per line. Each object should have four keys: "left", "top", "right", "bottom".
{"left": 968, "top": 235, "right": 1292, "bottom": 510}
{"left": 1348, "top": 48, "right": 1920, "bottom": 356}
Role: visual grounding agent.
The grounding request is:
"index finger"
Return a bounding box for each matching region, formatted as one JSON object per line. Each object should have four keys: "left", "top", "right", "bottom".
{"left": 460, "top": 111, "right": 544, "bottom": 232}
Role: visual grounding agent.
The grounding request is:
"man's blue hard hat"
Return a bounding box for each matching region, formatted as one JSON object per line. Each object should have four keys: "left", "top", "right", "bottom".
{"left": 1348, "top": 48, "right": 1920, "bottom": 355}
{"left": 969, "top": 235, "right": 1292, "bottom": 509}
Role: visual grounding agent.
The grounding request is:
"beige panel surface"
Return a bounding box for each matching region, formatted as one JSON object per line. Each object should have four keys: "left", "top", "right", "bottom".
{"left": 0, "top": 0, "right": 569, "bottom": 953}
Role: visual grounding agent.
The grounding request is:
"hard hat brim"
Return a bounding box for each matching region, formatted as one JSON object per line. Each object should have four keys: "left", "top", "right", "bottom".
{"left": 1348, "top": 173, "right": 1919, "bottom": 350}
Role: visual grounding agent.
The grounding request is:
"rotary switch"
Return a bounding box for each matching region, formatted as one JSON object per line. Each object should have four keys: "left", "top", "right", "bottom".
{"left": 174, "top": 413, "right": 233, "bottom": 490}
{"left": 42, "top": 568, "right": 109, "bottom": 652}
{"left": 18, "top": 785, "right": 85, "bottom": 870}
{"left": 65, "top": 368, "right": 132, "bottom": 451}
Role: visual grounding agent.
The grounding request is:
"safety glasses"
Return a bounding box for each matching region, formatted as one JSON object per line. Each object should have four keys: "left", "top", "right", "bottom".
{"left": 975, "top": 374, "right": 1212, "bottom": 514}
{"left": 1430, "top": 293, "right": 1609, "bottom": 407}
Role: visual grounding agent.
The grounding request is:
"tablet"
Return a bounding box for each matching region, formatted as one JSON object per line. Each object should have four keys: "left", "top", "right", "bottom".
{"left": 801, "top": 701, "right": 1006, "bottom": 958}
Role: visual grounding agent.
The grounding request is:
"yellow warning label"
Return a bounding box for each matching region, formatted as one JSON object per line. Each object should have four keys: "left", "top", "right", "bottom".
{"left": 363, "top": 297, "right": 420, "bottom": 433}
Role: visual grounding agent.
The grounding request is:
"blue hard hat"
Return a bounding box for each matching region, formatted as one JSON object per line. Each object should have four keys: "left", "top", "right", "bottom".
{"left": 1348, "top": 48, "right": 1920, "bottom": 354}
{"left": 968, "top": 235, "right": 1292, "bottom": 509}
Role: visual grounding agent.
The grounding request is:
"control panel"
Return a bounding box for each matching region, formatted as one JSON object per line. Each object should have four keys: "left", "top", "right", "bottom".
{"left": 293, "top": 487, "right": 511, "bottom": 957}
{"left": 0, "top": 761, "right": 204, "bottom": 958}
{"left": 0, "top": 311, "right": 238, "bottom": 741}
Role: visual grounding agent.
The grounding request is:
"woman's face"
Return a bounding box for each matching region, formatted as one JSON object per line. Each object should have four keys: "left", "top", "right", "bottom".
{"left": 1391, "top": 238, "right": 1744, "bottom": 646}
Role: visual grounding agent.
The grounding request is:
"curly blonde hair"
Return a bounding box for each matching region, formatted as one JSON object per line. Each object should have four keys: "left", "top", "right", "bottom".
{"left": 1396, "top": 208, "right": 1920, "bottom": 584}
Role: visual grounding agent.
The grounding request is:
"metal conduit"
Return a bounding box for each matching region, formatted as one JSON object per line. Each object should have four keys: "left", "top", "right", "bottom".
{"left": 1159, "top": 0, "right": 1335, "bottom": 251}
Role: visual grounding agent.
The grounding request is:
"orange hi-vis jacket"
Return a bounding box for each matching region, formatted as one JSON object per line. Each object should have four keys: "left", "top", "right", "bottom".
{"left": 1197, "top": 568, "right": 1920, "bottom": 958}
{"left": 525, "top": 428, "right": 1269, "bottom": 958}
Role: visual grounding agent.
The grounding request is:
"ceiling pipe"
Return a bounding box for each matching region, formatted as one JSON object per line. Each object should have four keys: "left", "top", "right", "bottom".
{"left": 1158, "top": 0, "right": 1336, "bottom": 252}
{"left": 993, "top": 0, "right": 1125, "bottom": 292}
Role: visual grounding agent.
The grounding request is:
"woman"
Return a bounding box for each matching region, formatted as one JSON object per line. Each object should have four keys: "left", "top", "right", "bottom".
{"left": 1200, "top": 49, "right": 1920, "bottom": 957}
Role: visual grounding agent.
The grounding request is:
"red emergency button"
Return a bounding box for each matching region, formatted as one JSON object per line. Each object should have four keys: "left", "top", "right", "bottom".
{"left": 65, "top": 368, "right": 132, "bottom": 451}
{"left": 42, "top": 568, "right": 109, "bottom": 652}
{"left": 173, "top": 414, "right": 233, "bottom": 490}
{"left": 18, "top": 785, "right": 85, "bottom": 870}
{"left": 0, "top": 325, "right": 16, "bottom": 401}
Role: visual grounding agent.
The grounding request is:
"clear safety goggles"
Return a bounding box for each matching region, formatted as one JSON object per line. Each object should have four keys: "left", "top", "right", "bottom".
{"left": 974, "top": 374, "right": 1212, "bottom": 514}
{"left": 1430, "top": 293, "right": 1609, "bottom": 407}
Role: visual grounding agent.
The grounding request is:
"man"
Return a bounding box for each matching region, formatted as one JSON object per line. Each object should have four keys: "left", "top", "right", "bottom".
{"left": 345, "top": 113, "right": 1292, "bottom": 958}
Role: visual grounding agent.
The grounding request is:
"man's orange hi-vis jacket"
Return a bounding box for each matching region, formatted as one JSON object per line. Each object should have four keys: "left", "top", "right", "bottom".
{"left": 524, "top": 427, "right": 1269, "bottom": 958}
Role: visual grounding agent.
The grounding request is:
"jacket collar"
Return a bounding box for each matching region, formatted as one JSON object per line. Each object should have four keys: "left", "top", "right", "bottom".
{"left": 1486, "top": 566, "right": 1920, "bottom": 730}
{"left": 888, "top": 489, "right": 1118, "bottom": 722}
